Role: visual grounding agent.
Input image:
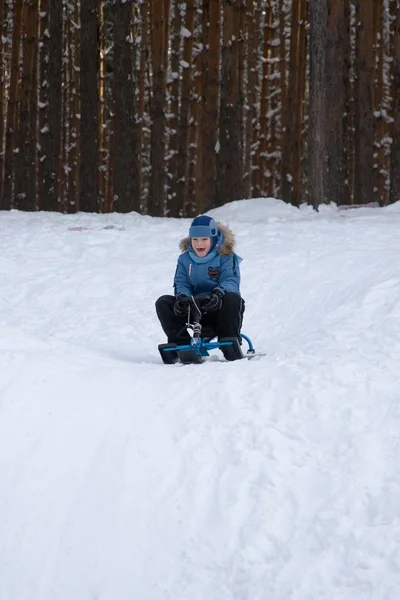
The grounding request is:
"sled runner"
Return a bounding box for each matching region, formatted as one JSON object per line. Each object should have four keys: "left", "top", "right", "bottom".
{"left": 158, "top": 296, "right": 264, "bottom": 365}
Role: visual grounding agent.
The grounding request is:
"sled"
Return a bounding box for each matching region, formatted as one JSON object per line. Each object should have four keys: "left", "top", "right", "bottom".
{"left": 158, "top": 333, "right": 264, "bottom": 365}
{"left": 158, "top": 296, "right": 264, "bottom": 365}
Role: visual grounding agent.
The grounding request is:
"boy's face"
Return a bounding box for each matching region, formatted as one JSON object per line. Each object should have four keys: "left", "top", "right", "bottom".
{"left": 191, "top": 237, "right": 212, "bottom": 257}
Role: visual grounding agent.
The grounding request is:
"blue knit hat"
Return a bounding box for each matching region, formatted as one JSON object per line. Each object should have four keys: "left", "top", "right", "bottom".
{"left": 189, "top": 215, "right": 218, "bottom": 239}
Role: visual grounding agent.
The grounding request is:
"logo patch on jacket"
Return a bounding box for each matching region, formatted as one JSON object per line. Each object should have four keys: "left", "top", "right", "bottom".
{"left": 208, "top": 266, "right": 220, "bottom": 278}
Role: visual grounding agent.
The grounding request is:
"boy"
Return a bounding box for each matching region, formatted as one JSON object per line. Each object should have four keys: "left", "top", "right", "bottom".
{"left": 155, "top": 215, "right": 245, "bottom": 360}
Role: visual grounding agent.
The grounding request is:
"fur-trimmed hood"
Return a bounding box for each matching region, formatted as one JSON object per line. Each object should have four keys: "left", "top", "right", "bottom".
{"left": 179, "top": 223, "right": 235, "bottom": 256}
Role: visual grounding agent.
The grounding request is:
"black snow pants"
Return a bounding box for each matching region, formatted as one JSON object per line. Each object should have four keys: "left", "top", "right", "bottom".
{"left": 155, "top": 293, "right": 245, "bottom": 344}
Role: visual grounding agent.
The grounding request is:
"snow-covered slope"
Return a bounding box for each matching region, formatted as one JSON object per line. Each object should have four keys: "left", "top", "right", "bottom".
{"left": 1, "top": 199, "right": 400, "bottom": 600}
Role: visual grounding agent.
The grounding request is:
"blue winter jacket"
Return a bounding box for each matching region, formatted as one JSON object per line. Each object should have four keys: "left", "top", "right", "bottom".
{"left": 174, "top": 224, "right": 241, "bottom": 298}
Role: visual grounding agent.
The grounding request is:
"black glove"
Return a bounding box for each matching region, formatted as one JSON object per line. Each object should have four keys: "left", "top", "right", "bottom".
{"left": 173, "top": 294, "right": 190, "bottom": 317}
{"left": 201, "top": 289, "right": 224, "bottom": 313}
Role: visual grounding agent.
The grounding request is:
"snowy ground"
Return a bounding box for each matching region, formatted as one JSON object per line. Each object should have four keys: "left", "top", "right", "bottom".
{"left": 1, "top": 198, "right": 400, "bottom": 600}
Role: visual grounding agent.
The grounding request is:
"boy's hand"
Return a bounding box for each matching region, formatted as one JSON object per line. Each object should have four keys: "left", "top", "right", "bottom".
{"left": 173, "top": 294, "right": 190, "bottom": 317}
{"left": 202, "top": 289, "right": 224, "bottom": 312}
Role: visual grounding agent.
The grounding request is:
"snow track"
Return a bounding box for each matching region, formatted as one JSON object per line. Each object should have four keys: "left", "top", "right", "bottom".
{"left": 1, "top": 200, "right": 400, "bottom": 599}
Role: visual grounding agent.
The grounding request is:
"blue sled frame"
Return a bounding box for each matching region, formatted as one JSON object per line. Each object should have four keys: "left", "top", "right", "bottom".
{"left": 158, "top": 333, "right": 257, "bottom": 364}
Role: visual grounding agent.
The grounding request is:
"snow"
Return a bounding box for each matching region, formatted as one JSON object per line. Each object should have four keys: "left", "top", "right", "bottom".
{"left": 180, "top": 27, "right": 192, "bottom": 39}
{"left": 1, "top": 198, "right": 400, "bottom": 600}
